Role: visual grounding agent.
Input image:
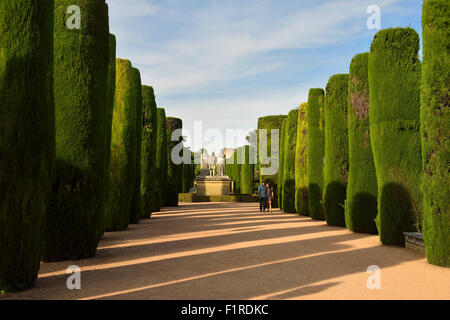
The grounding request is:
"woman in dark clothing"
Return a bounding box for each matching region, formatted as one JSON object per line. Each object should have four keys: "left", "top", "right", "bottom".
{"left": 266, "top": 184, "right": 274, "bottom": 213}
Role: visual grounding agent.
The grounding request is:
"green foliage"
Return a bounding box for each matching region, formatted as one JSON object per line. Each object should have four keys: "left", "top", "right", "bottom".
{"left": 0, "top": 1, "right": 54, "bottom": 291}
{"left": 421, "top": 0, "right": 449, "bottom": 267}
{"left": 44, "top": 0, "right": 110, "bottom": 261}
{"left": 282, "top": 109, "right": 298, "bottom": 213}
{"left": 232, "top": 150, "right": 242, "bottom": 193}
{"left": 324, "top": 74, "right": 349, "bottom": 227}
{"left": 140, "top": 86, "right": 158, "bottom": 218}
{"left": 182, "top": 149, "right": 195, "bottom": 193}
{"left": 129, "top": 68, "right": 143, "bottom": 224}
{"left": 165, "top": 117, "right": 183, "bottom": 206}
{"left": 345, "top": 53, "right": 378, "bottom": 234}
{"left": 257, "top": 115, "right": 287, "bottom": 186}
{"left": 226, "top": 150, "right": 238, "bottom": 193}
{"left": 226, "top": 152, "right": 234, "bottom": 181}
{"left": 154, "top": 108, "right": 168, "bottom": 211}
{"left": 369, "top": 28, "right": 422, "bottom": 246}
{"left": 104, "top": 33, "right": 116, "bottom": 209}
{"left": 295, "top": 103, "right": 309, "bottom": 216}
{"left": 105, "top": 59, "right": 137, "bottom": 231}
{"left": 240, "top": 146, "right": 255, "bottom": 194}
{"left": 307, "top": 89, "right": 326, "bottom": 221}
{"left": 278, "top": 119, "right": 287, "bottom": 210}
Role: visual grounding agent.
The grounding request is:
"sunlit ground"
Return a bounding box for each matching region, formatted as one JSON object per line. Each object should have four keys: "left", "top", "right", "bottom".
{"left": 3, "top": 203, "right": 449, "bottom": 300}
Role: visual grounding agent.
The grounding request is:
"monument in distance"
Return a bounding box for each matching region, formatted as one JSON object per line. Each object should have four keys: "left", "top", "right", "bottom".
{"left": 195, "top": 149, "right": 232, "bottom": 196}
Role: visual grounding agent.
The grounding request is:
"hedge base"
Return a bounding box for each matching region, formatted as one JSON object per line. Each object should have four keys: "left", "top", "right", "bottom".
{"left": 179, "top": 194, "right": 259, "bottom": 203}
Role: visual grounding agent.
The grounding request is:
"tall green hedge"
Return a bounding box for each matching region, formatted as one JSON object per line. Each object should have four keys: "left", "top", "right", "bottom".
{"left": 141, "top": 86, "right": 158, "bottom": 218}
{"left": 104, "top": 33, "right": 116, "bottom": 209}
{"left": 232, "top": 150, "right": 242, "bottom": 193}
{"left": 44, "top": 0, "right": 110, "bottom": 261}
{"left": 129, "top": 68, "right": 143, "bottom": 224}
{"left": 226, "top": 151, "right": 233, "bottom": 180}
{"left": 0, "top": 1, "right": 54, "bottom": 291}
{"left": 307, "top": 89, "right": 325, "bottom": 221}
{"left": 295, "top": 103, "right": 309, "bottom": 216}
{"left": 105, "top": 59, "right": 137, "bottom": 231}
{"left": 278, "top": 119, "right": 287, "bottom": 210}
{"left": 164, "top": 117, "right": 182, "bottom": 206}
{"left": 421, "top": 0, "right": 449, "bottom": 267}
{"left": 257, "top": 116, "right": 287, "bottom": 187}
{"left": 182, "top": 148, "right": 195, "bottom": 193}
{"left": 226, "top": 151, "right": 235, "bottom": 192}
{"left": 282, "top": 109, "right": 299, "bottom": 213}
{"left": 154, "top": 108, "right": 167, "bottom": 211}
{"left": 324, "top": 74, "right": 349, "bottom": 227}
{"left": 345, "top": 53, "right": 378, "bottom": 234}
{"left": 369, "top": 28, "right": 422, "bottom": 246}
{"left": 240, "top": 146, "right": 255, "bottom": 194}
{"left": 226, "top": 152, "right": 234, "bottom": 181}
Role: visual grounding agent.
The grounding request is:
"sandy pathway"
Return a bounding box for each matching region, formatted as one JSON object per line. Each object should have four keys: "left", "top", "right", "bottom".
{"left": 2, "top": 202, "right": 449, "bottom": 300}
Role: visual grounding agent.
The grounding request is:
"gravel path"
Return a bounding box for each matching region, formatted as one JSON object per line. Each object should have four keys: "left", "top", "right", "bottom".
{"left": 3, "top": 202, "right": 449, "bottom": 300}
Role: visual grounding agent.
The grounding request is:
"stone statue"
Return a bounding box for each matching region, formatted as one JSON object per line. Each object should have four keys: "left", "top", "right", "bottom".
{"left": 217, "top": 153, "right": 225, "bottom": 176}
{"left": 200, "top": 150, "right": 209, "bottom": 177}
{"left": 208, "top": 152, "right": 217, "bottom": 176}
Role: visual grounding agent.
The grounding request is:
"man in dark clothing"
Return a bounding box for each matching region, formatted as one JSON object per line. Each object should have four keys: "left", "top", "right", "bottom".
{"left": 258, "top": 182, "right": 267, "bottom": 212}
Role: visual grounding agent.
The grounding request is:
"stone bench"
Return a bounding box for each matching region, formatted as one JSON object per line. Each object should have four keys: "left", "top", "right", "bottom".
{"left": 404, "top": 232, "right": 425, "bottom": 253}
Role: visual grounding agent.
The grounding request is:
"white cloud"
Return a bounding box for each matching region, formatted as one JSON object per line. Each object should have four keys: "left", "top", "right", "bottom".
{"left": 107, "top": 0, "right": 157, "bottom": 19}
{"left": 166, "top": 84, "right": 311, "bottom": 152}
{"left": 106, "top": 0, "right": 412, "bottom": 152}
{"left": 121, "top": 0, "right": 398, "bottom": 95}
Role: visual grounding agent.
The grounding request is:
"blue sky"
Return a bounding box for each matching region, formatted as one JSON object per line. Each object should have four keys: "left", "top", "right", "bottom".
{"left": 106, "top": 0, "right": 422, "bottom": 152}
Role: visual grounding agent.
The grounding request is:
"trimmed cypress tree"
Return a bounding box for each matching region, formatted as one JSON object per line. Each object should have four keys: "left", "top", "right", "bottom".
{"left": 421, "top": 0, "right": 449, "bottom": 267}
{"left": 240, "top": 146, "right": 255, "bottom": 194}
{"left": 282, "top": 109, "right": 298, "bottom": 213}
{"left": 105, "top": 59, "right": 137, "bottom": 231}
{"left": 182, "top": 148, "right": 194, "bottom": 193}
{"left": 369, "top": 28, "right": 422, "bottom": 246}
{"left": 226, "top": 150, "right": 235, "bottom": 192}
{"left": 226, "top": 151, "right": 234, "bottom": 180}
{"left": 141, "top": 86, "right": 158, "bottom": 218}
{"left": 257, "top": 116, "right": 287, "bottom": 186}
{"left": 346, "top": 53, "right": 378, "bottom": 234}
{"left": 105, "top": 33, "right": 116, "bottom": 206}
{"left": 164, "top": 117, "right": 182, "bottom": 206}
{"left": 233, "top": 151, "right": 242, "bottom": 193}
{"left": 44, "top": 0, "right": 110, "bottom": 261}
{"left": 307, "top": 89, "right": 326, "bottom": 221}
{"left": 295, "top": 103, "right": 309, "bottom": 216}
{"left": 0, "top": 1, "right": 54, "bottom": 291}
{"left": 324, "top": 74, "right": 349, "bottom": 227}
{"left": 154, "top": 108, "right": 168, "bottom": 211}
{"left": 129, "top": 68, "right": 143, "bottom": 224}
{"left": 278, "top": 119, "right": 287, "bottom": 211}
{"left": 190, "top": 151, "right": 196, "bottom": 190}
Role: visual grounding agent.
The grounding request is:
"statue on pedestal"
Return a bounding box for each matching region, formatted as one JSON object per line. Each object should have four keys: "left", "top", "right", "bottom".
{"left": 208, "top": 152, "right": 217, "bottom": 176}
{"left": 200, "top": 150, "right": 209, "bottom": 177}
{"left": 194, "top": 149, "right": 232, "bottom": 196}
{"left": 217, "top": 152, "right": 225, "bottom": 177}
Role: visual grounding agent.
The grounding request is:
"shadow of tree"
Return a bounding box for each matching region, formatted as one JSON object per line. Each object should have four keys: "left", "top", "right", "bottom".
{"left": 379, "top": 183, "right": 416, "bottom": 246}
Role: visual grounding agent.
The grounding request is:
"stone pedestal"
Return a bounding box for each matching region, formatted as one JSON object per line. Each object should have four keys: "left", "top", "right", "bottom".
{"left": 195, "top": 176, "right": 231, "bottom": 196}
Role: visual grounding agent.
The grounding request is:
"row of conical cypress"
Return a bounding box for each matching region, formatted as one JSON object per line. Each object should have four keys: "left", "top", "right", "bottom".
{"left": 263, "top": 0, "right": 447, "bottom": 267}
{"left": 0, "top": 0, "right": 192, "bottom": 292}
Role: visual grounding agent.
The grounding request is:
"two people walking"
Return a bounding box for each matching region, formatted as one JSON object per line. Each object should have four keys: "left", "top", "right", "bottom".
{"left": 258, "top": 182, "right": 274, "bottom": 213}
